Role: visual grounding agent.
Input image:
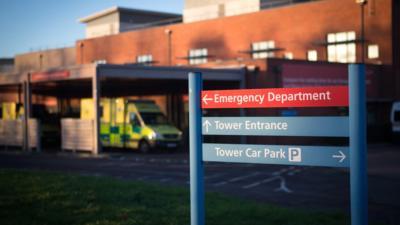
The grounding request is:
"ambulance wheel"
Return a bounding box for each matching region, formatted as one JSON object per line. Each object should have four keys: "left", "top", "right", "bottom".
{"left": 139, "top": 140, "right": 151, "bottom": 154}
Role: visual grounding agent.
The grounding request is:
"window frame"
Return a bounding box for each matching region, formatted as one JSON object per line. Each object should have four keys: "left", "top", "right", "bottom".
{"left": 307, "top": 50, "right": 318, "bottom": 61}
{"left": 188, "top": 48, "right": 208, "bottom": 65}
{"left": 136, "top": 54, "right": 153, "bottom": 65}
{"left": 367, "top": 44, "right": 379, "bottom": 59}
{"left": 251, "top": 40, "right": 275, "bottom": 59}
{"left": 326, "top": 31, "right": 356, "bottom": 63}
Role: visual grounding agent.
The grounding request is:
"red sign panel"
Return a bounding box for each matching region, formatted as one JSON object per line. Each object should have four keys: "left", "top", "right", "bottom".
{"left": 31, "top": 70, "right": 70, "bottom": 82}
{"left": 201, "top": 86, "right": 348, "bottom": 109}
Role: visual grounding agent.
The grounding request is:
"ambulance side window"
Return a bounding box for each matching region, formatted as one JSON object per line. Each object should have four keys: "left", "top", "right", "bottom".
{"left": 129, "top": 113, "right": 140, "bottom": 126}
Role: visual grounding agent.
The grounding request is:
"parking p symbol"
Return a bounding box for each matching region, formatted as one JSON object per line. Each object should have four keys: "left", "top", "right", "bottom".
{"left": 289, "top": 148, "right": 302, "bottom": 162}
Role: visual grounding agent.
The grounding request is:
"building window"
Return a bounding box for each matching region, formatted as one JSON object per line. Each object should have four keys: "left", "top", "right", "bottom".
{"left": 137, "top": 54, "right": 153, "bottom": 65}
{"left": 368, "top": 44, "right": 379, "bottom": 59}
{"left": 307, "top": 50, "right": 318, "bottom": 61}
{"left": 188, "top": 48, "right": 208, "bottom": 65}
{"left": 251, "top": 41, "right": 275, "bottom": 59}
{"left": 93, "top": 59, "right": 107, "bottom": 64}
{"left": 284, "top": 52, "right": 293, "bottom": 60}
{"left": 327, "top": 31, "right": 356, "bottom": 63}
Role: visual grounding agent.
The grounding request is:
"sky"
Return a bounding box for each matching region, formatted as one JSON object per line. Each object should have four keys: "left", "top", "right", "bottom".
{"left": 0, "top": 0, "right": 183, "bottom": 58}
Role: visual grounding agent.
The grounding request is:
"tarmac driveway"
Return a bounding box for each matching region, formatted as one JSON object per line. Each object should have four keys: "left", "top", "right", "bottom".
{"left": 0, "top": 143, "right": 399, "bottom": 224}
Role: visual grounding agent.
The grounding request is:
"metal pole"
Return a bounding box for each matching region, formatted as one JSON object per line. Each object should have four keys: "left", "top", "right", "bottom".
{"left": 92, "top": 68, "right": 101, "bottom": 155}
{"left": 189, "top": 72, "right": 204, "bottom": 225}
{"left": 361, "top": 4, "right": 365, "bottom": 64}
{"left": 27, "top": 74, "right": 32, "bottom": 151}
{"left": 18, "top": 84, "right": 22, "bottom": 104}
{"left": 27, "top": 74, "right": 32, "bottom": 119}
{"left": 22, "top": 81, "right": 28, "bottom": 151}
{"left": 165, "top": 29, "right": 172, "bottom": 66}
{"left": 23, "top": 73, "right": 32, "bottom": 151}
{"left": 239, "top": 70, "right": 246, "bottom": 144}
{"left": 349, "top": 64, "right": 368, "bottom": 225}
{"left": 168, "top": 33, "right": 172, "bottom": 66}
{"left": 80, "top": 43, "right": 84, "bottom": 65}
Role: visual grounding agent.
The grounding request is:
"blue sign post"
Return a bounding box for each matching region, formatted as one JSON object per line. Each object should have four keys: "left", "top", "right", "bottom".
{"left": 349, "top": 64, "right": 368, "bottom": 225}
{"left": 188, "top": 72, "right": 204, "bottom": 225}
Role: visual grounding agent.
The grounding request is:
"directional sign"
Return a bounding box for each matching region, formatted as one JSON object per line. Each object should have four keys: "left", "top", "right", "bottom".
{"left": 202, "top": 116, "right": 349, "bottom": 137}
{"left": 190, "top": 66, "right": 368, "bottom": 225}
{"left": 203, "top": 143, "right": 349, "bottom": 168}
{"left": 201, "top": 86, "right": 348, "bottom": 109}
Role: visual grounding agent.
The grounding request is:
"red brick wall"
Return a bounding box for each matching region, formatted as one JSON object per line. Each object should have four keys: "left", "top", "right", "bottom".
{"left": 77, "top": 0, "right": 392, "bottom": 66}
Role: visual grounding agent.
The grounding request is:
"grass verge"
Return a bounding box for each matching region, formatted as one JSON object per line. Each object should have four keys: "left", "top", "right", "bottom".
{"left": 0, "top": 169, "right": 350, "bottom": 225}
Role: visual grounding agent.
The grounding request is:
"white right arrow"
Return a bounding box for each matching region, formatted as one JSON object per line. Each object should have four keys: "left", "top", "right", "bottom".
{"left": 332, "top": 150, "right": 346, "bottom": 163}
{"left": 203, "top": 120, "right": 212, "bottom": 133}
{"left": 202, "top": 94, "right": 213, "bottom": 105}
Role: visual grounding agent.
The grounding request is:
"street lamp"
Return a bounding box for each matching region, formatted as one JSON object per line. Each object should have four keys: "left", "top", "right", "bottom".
{"left": 39, "top": 54, "right": 43, "bottom": 70}
{"left": 356, "top": 0, "right": 367, "bottom": 63}
{"left": 79, "top": 42, "right": 84, "bottom": 65}
{"left": 165, "top": 29, "right": 173, "bottom": 66}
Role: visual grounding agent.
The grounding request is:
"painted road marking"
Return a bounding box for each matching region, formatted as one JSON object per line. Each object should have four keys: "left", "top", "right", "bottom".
{"left": 287, "top": 168, "right": 302, "bottom": 176}
{"left": 274, "top": 176, "right": 292, "bottom": 193}
{"left": 134, "top": 158, "right": 145, "bottom": 162}
{"left": 242, "top": 176, "right": 279, "bottom": 189}
{"left": 271, "top": 167, "right": 301, "bottom": 176}
{"left": 228, "top": 172, "right": 261, "bottom": 182}
{"left": 242, "top": 176, "right": 292, "bottom": 193}
{"left": 213, "top": 181, "right": 228, "bottom": 187}
{"left": 204, "top": 173, "right": 226, "bottom": 180}
{"left": 212, "top": 172, "right": 261, "bottom": 187}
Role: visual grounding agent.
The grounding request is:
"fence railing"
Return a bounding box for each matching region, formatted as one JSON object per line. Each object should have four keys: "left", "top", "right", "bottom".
{"left": 0, "top": 119, "right": 41, "bottom": 150}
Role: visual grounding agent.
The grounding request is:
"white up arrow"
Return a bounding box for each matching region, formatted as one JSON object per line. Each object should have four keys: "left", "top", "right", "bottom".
{"left": 202, "top": 94, "right": 213, "bottom": 105}
{"left": 203, "top": 120, "right": 212, "bottom": 133}
{"left": 332, "top": 150, "right": 346, "bottom": 163}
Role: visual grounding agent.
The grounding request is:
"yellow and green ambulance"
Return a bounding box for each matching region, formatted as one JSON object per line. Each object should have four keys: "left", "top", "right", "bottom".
{"left": 1, "top": 102, "right": 24, "bottom": 120}
{"left": 81, "top": 98, "right": 182, "bottom": 153}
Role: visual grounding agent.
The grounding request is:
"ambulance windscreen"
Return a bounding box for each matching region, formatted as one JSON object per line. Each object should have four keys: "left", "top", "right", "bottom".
{"left": 141, "top": 112, "right": 169, "bottom": 125}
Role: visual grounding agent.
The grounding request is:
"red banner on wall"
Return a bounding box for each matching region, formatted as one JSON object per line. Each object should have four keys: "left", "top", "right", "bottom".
{"left": 281, "top": 63, "right": 379, "bottom": 98}
{"left": 31, "top": 70, "right": 70, "bottom": 82}
{"left": 201, "top": 86, "right": 348, "bottom": 109}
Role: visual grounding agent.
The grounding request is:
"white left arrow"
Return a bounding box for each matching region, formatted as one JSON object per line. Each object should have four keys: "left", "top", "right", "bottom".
{"left": 203, "top": 120, "right": 212, "bottom": 133}
{"left": 202, "top": 94, "right": 213, "bottom": 105}
{"left": 332, "top": 150, "right": 346, "bottom": 163}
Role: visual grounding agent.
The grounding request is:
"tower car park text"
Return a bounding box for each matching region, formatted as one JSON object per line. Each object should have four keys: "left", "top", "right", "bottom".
{"left": 215, "top": 146, "right": 286, "bottom": 159}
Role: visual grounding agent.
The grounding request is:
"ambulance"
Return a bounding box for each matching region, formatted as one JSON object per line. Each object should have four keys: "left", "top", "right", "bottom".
{"left": 81, "top": 98, "right": 182, "bottom": 152}
{"left": 1, "top": 102, "right": 24, "bottom": 120}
